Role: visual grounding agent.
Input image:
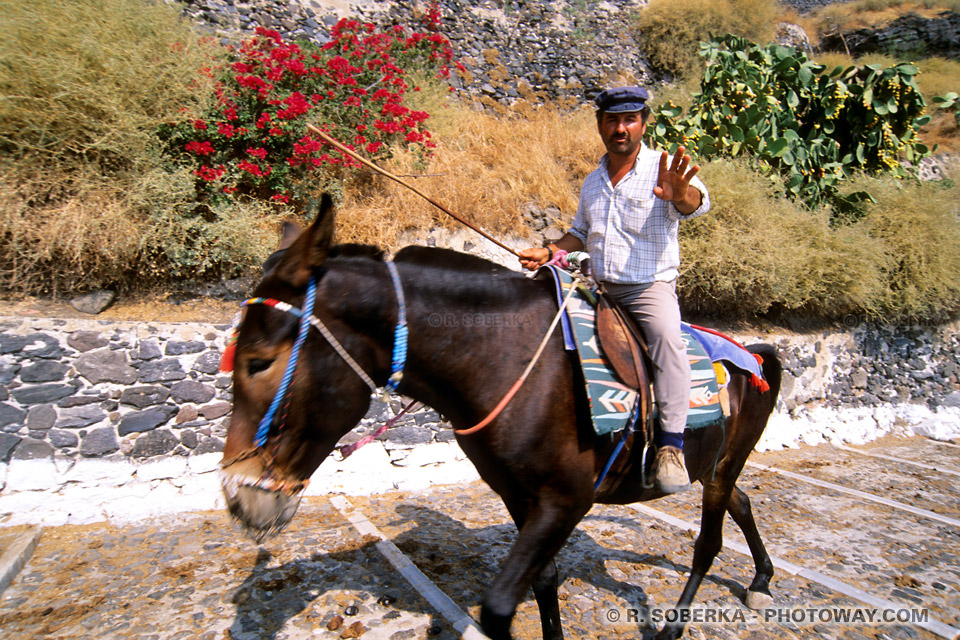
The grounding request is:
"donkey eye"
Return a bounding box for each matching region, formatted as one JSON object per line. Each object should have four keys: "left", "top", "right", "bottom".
{"left": 247, "top": 358, "right": 273, "bottom": 376}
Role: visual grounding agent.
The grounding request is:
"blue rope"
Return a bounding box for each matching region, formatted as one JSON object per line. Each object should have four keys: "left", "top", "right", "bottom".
{"left": 385, "top": 261, "right": 408, "bottom": 393}
{"left": 254, "top": 277, "right": 318, "bottom": 447}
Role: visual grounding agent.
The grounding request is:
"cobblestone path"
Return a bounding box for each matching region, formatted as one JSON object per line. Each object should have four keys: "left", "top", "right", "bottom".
{"left": 1, "top": 435, "right": 957, "bottom": 640}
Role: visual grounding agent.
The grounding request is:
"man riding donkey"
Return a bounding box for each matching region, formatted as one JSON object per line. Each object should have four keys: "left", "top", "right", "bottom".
{"left": 520, "top": 86, "right": 710, "bottom": 494}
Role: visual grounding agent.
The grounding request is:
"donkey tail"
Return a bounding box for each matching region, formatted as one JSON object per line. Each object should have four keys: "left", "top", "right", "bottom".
{"left": 746, "top": 343, "right": 782, "bottom": 407}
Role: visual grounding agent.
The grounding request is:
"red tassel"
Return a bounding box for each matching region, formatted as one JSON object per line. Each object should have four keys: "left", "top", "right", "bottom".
{"left": 219, "top": 342, "right": 236, "bottom": 373}
{"left": 751, "top": 373, "right": 771, "bottom": 393}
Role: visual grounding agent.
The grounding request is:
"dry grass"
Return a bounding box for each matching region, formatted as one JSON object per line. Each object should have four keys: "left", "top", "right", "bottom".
{"left": 0, "top": 0, "right": 218, "bottom": 168}
{"left": 1, "top": 0, "right": 958, "bottom": 322}
{"left": 336, "top": 101, "right": 600, "bottom": 249}
{"left": 846, "top": 172, "right": 960, "bottom": 320}
{"left": 634, "top": 0, "right": 780, "bottom": 78}
{"left": 680, "top": 159, "right": 884, "bottom": 318}
{"left": 0, "top": 0, "right": 268, "bottom": 294}
{"left": 0, "top": 169, "right": 141, "bottom": 295}
{"left": 681, "top": 159, "right": 960, "bottom": 320}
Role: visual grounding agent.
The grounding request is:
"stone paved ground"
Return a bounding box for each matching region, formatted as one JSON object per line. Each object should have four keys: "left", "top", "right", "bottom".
{"left": 0, "top": 435, "right": 958, "bottom": 640}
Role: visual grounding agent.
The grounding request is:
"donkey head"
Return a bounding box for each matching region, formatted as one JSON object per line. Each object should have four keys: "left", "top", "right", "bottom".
{"left": 219, "top": 194, "right": 379, "bottom": 539}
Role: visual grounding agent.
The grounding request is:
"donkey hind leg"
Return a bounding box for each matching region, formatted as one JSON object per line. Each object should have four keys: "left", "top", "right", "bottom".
{"left": 727, "top": 485, "right": 774, "bottom": 609}
{"left": 655, "top": 488, "right": 729, "bottom": 640}
{"left": 480, "top": 499, "right": 585, "bottom": 640}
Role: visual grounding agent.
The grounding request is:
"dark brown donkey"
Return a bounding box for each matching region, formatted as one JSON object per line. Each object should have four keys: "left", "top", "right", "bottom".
{"left": 220, "top": 195, "right": 783, "bottom": 640}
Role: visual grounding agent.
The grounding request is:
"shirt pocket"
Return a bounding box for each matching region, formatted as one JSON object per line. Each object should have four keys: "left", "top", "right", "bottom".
{"left": 620, "top": 194, "right": 658, "bottom": 241}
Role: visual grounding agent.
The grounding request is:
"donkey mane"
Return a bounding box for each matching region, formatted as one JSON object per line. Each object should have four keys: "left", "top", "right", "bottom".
{"left": 392, "top": 245, "right": 539, "bottom": 309}
{"left": 394, "top": 245, "right": 517, "bottom": 276}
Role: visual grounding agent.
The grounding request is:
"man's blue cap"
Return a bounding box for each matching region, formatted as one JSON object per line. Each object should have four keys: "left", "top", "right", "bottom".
{"left": 594, "top": 86, "right": 650, "bottom": 113}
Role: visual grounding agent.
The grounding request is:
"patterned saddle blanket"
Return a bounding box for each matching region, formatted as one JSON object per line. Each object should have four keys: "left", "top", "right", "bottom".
{"left": 541, "top": 266, "right": 766, "bottom": 437}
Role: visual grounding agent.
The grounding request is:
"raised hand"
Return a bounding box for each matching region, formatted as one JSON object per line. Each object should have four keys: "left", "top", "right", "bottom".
{"left": 653, "top": 146, "right": 700, "bottom": 207}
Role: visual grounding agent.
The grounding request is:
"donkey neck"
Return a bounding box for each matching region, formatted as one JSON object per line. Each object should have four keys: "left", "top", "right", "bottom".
{"left": 383, "top": 250, "right": 557, "bottom": 429}
{"left": 322, "top": 248, "right": 557, "bottom": 429}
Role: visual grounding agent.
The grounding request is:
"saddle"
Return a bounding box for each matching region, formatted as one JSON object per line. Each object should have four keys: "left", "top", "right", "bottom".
{"left": 539, "top": 263, "right": 753, "bottom": 438}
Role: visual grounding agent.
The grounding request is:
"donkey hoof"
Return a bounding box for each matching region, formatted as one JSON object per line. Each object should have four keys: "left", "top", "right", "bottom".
{"left": 744, "top": 590, "right": 773, "bottom": 610}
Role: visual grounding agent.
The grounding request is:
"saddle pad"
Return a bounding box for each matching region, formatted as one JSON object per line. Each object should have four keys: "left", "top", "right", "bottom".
{"left": 544, "top": 267, "right": 725, "bottom": 436}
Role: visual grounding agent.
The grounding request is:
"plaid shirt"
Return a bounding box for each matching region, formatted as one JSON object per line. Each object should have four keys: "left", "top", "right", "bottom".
{"left": 568, "top": 143, "right": 710, "bottom": 284}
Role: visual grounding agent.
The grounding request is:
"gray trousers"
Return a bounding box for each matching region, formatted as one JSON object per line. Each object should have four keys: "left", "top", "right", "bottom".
{"left": 604, "top": 280, "right": 689, "bottom": 435}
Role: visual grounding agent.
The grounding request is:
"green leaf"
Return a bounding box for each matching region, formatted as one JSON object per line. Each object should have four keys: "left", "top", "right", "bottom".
{"left": 766, "top": 137, "right": 789, "bottom": 157}
{"left": 785, "top": 173, "right": 803, "bottom": 193}
{"left": 897, "top": 64, "right": 919, "bottom": 76}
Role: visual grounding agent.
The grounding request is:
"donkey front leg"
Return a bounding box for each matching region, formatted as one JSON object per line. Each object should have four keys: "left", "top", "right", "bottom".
{"left": 480, "top": 501, "right": 586, "bottom": 640}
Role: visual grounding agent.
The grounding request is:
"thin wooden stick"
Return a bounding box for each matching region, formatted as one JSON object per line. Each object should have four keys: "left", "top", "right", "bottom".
{"left": 306, "top": 123, "right": 520, "bottom": 257}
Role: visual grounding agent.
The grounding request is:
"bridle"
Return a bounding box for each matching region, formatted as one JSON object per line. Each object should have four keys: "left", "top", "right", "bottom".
{"left": 220, "top": 261, "right": 409, "bottom": 448}
{"left": 221, "top": 258, "right": 581, "bottom": 459}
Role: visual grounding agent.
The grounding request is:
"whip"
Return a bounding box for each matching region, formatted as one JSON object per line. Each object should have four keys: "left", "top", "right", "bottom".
{"left": 306, "top": 124, "right": 521, "bottom": 258}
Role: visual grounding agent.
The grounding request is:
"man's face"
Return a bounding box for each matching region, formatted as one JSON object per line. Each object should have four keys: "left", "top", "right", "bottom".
{"left": 598, "top": 110, "right": 646, "bottom": 158}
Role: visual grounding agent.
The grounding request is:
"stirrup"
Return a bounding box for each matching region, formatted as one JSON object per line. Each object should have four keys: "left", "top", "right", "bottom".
{"left": 640, "top": 440, "right": 655, "bottom": 489}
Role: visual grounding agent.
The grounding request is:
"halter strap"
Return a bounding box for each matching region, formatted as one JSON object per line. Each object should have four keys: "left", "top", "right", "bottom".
{"left": 385, "top": 261, "right": 408, "bottom": 393}
{"left": 254, "top": 276, "right": 317, "bottom": 447}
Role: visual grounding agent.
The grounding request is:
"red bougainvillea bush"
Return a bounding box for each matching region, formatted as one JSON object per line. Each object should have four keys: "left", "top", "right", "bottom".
{"left": 159, "top": 9, "right": 460, "bottom": 209}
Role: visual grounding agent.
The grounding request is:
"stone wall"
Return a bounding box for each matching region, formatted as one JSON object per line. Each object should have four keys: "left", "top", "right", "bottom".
{"left": 168, "top": 0, "right": 960, "bottom": 111}
{"left": 172, "top": 0, "right": 655, "bottom": 105}
{"left": 819, "top": 11, "right": 960, "bottom": 59}
{"left": 0, "top": 309, "right": 957, "bottom": 527}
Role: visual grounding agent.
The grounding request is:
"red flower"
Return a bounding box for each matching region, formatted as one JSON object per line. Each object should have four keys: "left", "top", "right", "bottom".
{"left": 238, "top": 160, "right": 269, "bottom": 177}
{"left": 194, "top": 164, "right": 225, "bottom": 181}
{"left": 185, "top": 141, "right": 215, "bottom": 155}
{"left": 277, "top": 92, "right": 310, "bottom": 120}
{"left": 193, "top": 119, "right": 208, "bottom": 130}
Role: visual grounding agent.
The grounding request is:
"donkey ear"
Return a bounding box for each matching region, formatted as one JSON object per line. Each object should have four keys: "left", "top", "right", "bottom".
{"left": 277, "top": 220, "right": 302, "bottom": 251}
{"left": 274, "top": 193, "right": 335, "bottom": 287}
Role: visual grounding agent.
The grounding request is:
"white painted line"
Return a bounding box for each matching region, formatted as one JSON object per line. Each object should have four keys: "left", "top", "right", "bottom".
{"left": 629, "top": 504, "right": 960, "bottom": 640}
{"left": 0, "top": 527, "right": 42, "bottom": 597}
{"left": 834, "top": 444, "right": 960, "bottom": 477}
{"left": 629, "top": 503, "right": 803, "bottom": 576}
{"left": 329, "top": 495, "right": 489, "bottom": 640}
{"left": 745, "top": 462, "right": 960, "bottom": 528}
